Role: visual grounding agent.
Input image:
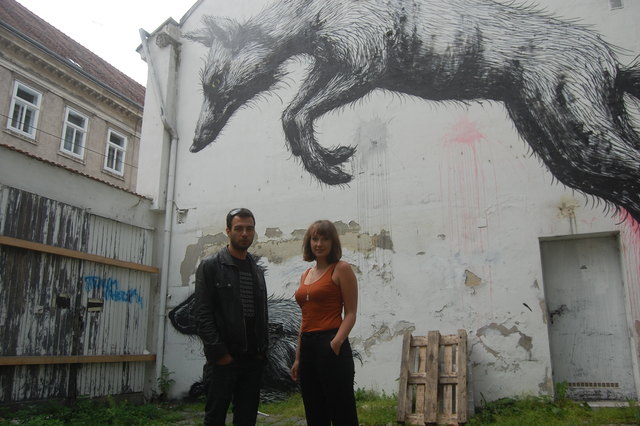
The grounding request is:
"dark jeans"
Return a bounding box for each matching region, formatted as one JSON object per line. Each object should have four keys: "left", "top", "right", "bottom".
{"left": 299, "top": 329, "right": 359, "bottom": 426}
{"left": 204, "top": 355, "right": 265, "bottom": 426}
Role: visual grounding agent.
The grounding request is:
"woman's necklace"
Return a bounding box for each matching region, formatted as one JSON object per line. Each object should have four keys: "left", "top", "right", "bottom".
{"left": 305, "top": 264, "right": 330, "bottom": 301}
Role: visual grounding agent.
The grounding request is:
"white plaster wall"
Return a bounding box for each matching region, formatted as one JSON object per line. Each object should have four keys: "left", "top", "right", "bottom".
{"left": 138, "top": 0, "right": 640, "bottom": 403}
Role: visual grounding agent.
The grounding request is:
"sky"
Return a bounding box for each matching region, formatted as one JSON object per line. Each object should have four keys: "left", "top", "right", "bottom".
{"left": 16, "top": 0, "right": 194, "bottom": 85}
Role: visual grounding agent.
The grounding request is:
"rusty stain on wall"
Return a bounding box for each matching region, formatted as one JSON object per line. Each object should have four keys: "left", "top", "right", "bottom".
{"left": 557, "top": 196, "right": 580, "bottom": 219}
{"left": 464, "top": 269, "right": 482, "bottom": 287}
{"left": 539, "top": 367, "right": 554, "bottom": 394}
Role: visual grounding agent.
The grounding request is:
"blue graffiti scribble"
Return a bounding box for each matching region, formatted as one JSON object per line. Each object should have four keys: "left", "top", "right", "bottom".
{"left": 84, "top": 276, "right": 144, "bottom": 307}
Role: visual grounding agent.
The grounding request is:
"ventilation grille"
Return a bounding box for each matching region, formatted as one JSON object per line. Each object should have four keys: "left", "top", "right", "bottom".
{"left": 567, "top": 382, "right": 619, "bottom": 388}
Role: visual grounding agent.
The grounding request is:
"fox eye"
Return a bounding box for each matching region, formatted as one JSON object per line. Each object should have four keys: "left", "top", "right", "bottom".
{"left": 210, "top": 77, "right": 222, "bottom": 88}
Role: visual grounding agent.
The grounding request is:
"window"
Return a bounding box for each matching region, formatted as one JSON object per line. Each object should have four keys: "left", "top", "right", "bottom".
{"left": 104, "top": 129, "right": 127, "bottom": 175}
{"left": 7, "top": 81, "right": 41, "bottom": 138}
{"left": 609, "top": 0, "right": 623, "bottom": 9}
{"left": 60, "top": 107, "right": 88, "bottom": 158}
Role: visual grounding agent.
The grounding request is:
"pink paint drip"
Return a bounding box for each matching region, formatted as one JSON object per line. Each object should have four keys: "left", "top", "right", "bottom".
{"left": 620, "top": 212, "right": 640, "bottom": 326}
{"left": 441, "top": 116, "right": 486, "bottom": 252}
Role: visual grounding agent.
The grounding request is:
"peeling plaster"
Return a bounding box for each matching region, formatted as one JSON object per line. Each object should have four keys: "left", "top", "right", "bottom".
{"left": 180, "top": 222, "right": 395, "bottom": 285}
{"left": 464, "top": 269, "right": 482, "bottom": 287}
{"left": 265, "top": 227, "right": 283, "bottom": 238}
{"left": 373, "top": 229, "right": 394, "bottom": 250}
{"left": 476, "top": 322, "right": 534, "bottom": 363}
{"left": 333, "top": 220, "right": 359, "bottom": 235}
{"left": 291, "top": 229, "right": 306, "bottom": 238}
{"left": 253, "top": 239, "right": 302, "bottom": 264}
{"left": 180, "top": 233, "right": 228, "bottom": 285}
{"left": 539, "top": 299, "right": 549, "bottom": 324}
{"left": 355, "top": 321, "right": 415, "bottom": 356}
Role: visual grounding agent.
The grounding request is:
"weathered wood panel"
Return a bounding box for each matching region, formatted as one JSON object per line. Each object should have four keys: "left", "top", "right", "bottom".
{"left": 397, "top": 330, "right": 468, "bottom": 425}
{"left": 0, "top": 186, "right": 155, "bottom": 402}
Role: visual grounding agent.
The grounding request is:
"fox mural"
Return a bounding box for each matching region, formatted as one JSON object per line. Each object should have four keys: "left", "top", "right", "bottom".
{"left": 187, "top": 0, "right": 640, "bottom": 223}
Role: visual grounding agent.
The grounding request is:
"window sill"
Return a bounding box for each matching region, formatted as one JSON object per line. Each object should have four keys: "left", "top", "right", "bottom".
{"left": 57, "top": 150, "right": 85, "bottom": 164}
{"left": 102, "top": 169, "right": 126, "bottom": 181}
{"left": 4, "top": 128, "right": 38, "bottom": 145}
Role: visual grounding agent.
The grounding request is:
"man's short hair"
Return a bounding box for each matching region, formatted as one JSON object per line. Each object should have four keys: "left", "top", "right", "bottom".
{"left": 226, "top": 208, "right": 255, "bottom": 229}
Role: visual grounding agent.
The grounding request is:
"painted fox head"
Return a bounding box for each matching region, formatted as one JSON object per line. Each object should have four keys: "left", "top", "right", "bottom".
{"left": 187, "top": 16, "right": 280, "bottom": 153}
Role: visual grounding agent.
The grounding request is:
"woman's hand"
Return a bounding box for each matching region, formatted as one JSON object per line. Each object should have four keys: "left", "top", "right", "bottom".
{"left": 290, "top": 359, "right": 300, "bottom": 381}
{"left": 330, "top": 338, "right": 342, "bottom": 355}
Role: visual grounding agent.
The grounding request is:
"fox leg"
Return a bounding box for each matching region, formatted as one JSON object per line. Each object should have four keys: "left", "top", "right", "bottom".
{"left": 504, "top": 71, "right": 640, "bottom": 223}
{"left": 282, "top": 65, "right": 374, "bottom": 184}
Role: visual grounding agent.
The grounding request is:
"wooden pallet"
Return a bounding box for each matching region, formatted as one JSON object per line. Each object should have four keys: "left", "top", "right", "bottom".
{"left": 396, "top": 330, "right": 468, "bottom": 425}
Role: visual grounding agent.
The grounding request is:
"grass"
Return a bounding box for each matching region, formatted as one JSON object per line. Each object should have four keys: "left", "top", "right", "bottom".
{"left": 1, "top": 391, "right": 639, "bottom": 425}
{"left": 0, "top": 397, "right": 193, "bottom": 425}
{"left": 469, "top": 395, "right": 640, "bottom": 425}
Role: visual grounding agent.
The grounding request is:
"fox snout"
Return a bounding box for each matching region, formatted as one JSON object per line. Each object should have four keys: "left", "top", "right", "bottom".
{"left": 190, "top": 97, "right": 228, "bottom": 152}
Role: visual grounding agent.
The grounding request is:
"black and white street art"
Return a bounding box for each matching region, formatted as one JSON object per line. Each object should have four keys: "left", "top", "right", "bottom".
{"left": 187, "top": 0, "right": 640, "bottom": 222}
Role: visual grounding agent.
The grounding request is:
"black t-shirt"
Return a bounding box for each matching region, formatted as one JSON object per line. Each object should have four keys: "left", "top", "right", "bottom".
{"left": 233, "top": 256, "right": 257, "bottom": 354}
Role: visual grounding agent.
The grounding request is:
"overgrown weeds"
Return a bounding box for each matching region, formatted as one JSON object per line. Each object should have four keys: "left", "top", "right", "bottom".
{"left": 1, "top": 389, "right": 638, "bottom": 425}
{"left": 469, "top": 393, "right": 640, "bottom": 425}
{"left": 0, "top": 396, "right": 188, "bottom": 425}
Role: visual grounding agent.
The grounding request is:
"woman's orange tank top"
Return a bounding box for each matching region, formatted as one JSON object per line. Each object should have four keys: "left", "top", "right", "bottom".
{"left": 294, "top": 263, "right": 343, "bottom": 332}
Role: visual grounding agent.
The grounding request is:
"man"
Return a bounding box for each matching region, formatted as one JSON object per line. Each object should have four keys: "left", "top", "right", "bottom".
{"left": 194, "top": 208, "right": 269, "bottom": 425}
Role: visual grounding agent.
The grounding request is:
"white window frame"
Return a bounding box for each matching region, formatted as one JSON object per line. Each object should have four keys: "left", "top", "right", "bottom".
{"left": 609, "top": 0, "right": 623, "bottom": 10}
{"left": 7, "top": 81, "right": 41, "bottom": 138}
{"left": 104, "top": 129, "right": 127, "bottom": 175}
{"left": 60, "top": 107, "right": 88, "bottom": 159}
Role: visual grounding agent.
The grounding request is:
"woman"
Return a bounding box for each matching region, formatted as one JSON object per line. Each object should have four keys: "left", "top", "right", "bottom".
{"left": 290, "top": 220, "right": 359, "bottom": 425}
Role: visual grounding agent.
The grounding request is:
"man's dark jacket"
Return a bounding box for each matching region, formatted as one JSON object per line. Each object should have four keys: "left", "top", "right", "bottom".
{"left": 193, "top": 247, "right": 269, "bottom": 362}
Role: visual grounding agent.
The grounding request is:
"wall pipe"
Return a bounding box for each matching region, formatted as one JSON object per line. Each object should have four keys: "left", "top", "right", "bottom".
{"left": 139, "top": 28, "right": 178, "bottom": 393}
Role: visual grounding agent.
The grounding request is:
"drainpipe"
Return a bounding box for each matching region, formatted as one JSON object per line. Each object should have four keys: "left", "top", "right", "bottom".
{"left": 139, "top": 28, "right": 178, "bottom": 392}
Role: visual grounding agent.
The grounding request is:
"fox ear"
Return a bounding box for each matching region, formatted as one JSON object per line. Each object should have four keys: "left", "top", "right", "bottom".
{"left": 185, "top": 16, "right": 240, "bottom": 48}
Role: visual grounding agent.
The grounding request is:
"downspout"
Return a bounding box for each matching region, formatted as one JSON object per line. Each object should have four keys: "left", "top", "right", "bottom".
{"left": 139, "top": 28, "right": 178, "bottom": 390}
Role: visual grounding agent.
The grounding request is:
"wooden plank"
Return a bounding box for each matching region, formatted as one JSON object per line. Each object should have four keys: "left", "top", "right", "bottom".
{"left": 397, "top": 330, "right": 468, "bottom": 425}
{"left": 407, "top": 373, "right": 428, "bottom": 383}
{"left": 0, "top": 235, "right": 159, "bottom": 273}
{"left": 406, "top": 341, "right": 418, "bottom": 419}
{"left": 424, "top": 331, "right": 440, "bottom": 423}
{"left": 415, "top": 345, "right": 427, "bottom": 419}
{"left": 440, "top": 335, "right": 460, "bottom": 345}
{"left": 405, "top": 414, "right": 425, "bottom": 424}
{"left": 443, "top": 344, "right": 453, "bottom": 375}
{"left": 0, "top": 354, "right": 156, "bottom": 366}
{"left": 396, "top": 331, "right": 413, "bottom": 422}
{"left": 457, "top": 329, "right": 468, "bottom": 422}
{"left": 443, "top": 384, "right": 453, "bottom": 417}
{"left": 411, "top": 336, "right": 429, "bottom": 346}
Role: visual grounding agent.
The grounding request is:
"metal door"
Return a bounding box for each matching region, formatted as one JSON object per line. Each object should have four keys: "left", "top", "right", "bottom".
{"left": 540, "top": 234, "right": 636, "bottom": 400}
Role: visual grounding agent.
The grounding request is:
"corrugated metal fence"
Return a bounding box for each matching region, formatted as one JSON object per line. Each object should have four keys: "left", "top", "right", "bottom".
{"left": 0, "top": 185, "right": 157, "bottom": 402}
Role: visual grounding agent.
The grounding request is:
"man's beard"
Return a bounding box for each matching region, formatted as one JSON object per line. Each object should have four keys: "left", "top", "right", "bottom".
{"left": 230, "top": 239, "right": 251, "bottom": 252}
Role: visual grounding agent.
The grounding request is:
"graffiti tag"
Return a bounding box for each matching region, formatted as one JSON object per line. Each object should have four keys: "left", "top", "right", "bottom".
{"left": 83, "top": 276, "right": 144, "bottom": 307}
